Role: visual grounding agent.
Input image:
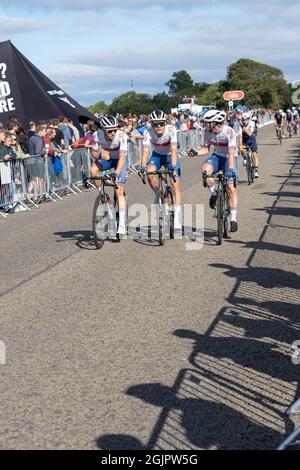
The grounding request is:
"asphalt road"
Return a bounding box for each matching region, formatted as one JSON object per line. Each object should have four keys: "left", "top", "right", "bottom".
{"left": 0, "top": 125, "right": 299, "bottom": 450}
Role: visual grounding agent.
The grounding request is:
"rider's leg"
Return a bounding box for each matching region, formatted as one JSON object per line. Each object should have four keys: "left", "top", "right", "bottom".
{"left": 170, "top": 169, "right": 182, "bottom": 229}
{"left": 202, "top": 155, "right": 218, "bottom": 209}
{"left": 227, "top": 183, "right": 238, "bottom": 231}
{"left": 90, "top": 161, "right": 102, "bottom": 188}
{"left": 115, "top": 162, "right": 127, "bottom": 234}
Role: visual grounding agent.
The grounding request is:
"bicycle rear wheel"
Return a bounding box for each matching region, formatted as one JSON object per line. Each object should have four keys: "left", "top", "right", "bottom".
{"left": 92, "top": 192, "right": 108, "bottom": 249}
{"left": 246, "top": 152, "right": 252, "bottom": 185}
{"left": 216, "top": 190, "right": 223, "bottom": 245}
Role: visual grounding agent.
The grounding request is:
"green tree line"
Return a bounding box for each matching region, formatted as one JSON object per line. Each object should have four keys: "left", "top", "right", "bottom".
{"left": 87, "top": 58, "right": 292, "bottom": 116}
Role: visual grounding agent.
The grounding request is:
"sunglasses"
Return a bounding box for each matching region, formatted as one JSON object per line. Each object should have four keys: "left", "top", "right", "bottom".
{"left": 107, "top": 129, "right": 117, "bottom": 134}
{"left": 152, "top": 122, "right": 165, "bottom": 128}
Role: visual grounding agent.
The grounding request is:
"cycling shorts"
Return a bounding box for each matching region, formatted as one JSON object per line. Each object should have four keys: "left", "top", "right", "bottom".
{"left": 147, "top": 151, "right": 181, "bottom": 178}
{"left": 203, "top": 153, "right": 238, "bottom": 182}
{"left": 96, "top": 157, "right": 128, "bottom": 185}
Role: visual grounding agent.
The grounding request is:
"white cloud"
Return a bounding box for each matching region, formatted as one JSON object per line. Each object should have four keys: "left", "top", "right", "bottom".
{"left": 0, "top": 16, "right": 57, "bottom": 35}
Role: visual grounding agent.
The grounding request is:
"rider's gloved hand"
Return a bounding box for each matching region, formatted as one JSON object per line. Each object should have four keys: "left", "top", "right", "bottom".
{"left": 225, "top": 168, "right": 235, "bottom": 180}
{"left": 138, "top": 165, "right": 147, "bottom": 174}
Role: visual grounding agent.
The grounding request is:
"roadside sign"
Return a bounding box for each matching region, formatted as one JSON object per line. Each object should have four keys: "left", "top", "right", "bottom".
{"left": 223, "top": 90, "right": 245, "bottom": 101}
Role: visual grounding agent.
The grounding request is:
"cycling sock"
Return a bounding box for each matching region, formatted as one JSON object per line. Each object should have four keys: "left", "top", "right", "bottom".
{"left": 174, "top": 204, "right": 181, "bottom": 218}
{"left": 209, "top": 185, "right": 217, "bottom": 196}
{"left": 230, "top": 209, "right": 237, "bottom": 222}
{"left": 119, "top": 209, "right": 126, "bottom": 225}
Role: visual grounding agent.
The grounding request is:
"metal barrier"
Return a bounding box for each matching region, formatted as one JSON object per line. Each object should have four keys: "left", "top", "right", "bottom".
{"left": 68, "top": 147, "right": 91, "bottom": 192}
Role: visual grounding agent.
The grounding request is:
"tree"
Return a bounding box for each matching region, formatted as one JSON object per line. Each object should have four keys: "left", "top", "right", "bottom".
{"left": 197, "top": 81, "right": 225, "bottom": 108}
{"left": 227, "top": 59, "right": 291, "bottom": 108}
{"left": 87, "top": 101, "right": 109, "bottom": 115}
{"left": 108, "top": 91, "right": 153, "bottom": 115}
{"left": 165, "top": 70, "right": 194, "bottom": 96}
{"left": 152, "top": 92, "right": 177, "bottom": 112}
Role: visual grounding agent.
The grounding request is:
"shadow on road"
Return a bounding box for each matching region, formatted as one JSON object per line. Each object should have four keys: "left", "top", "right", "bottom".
{"left": 96, "top": 146, "right": 300, "bottom": 451}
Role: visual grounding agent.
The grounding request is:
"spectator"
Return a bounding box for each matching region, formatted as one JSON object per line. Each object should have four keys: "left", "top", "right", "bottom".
{"left": 50, "top": 118, "right": 65, "bottom": 149}
{"left": 67, "top": 119, "right": 79, "bottom": 142}
{"left": 58, "top": 115, "right": 73, "bottom": 149}
{"left": 28, "top": 121, "right": 36, "bottom": 139}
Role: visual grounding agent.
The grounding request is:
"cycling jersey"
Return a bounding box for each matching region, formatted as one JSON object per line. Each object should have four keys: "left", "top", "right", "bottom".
{"left": 95, "top": 129, "right": 128, "bottom": 160}
{"left": 275, "top": 113, "right": 283, "bottom": 124}
{"left": 292, "top": 111, "right": 299, "bottom": 121}
{"left": 203, "top": 125, "right": 237, "bottom": 158}
{"left": 143, "top": 125, "right": 177, "bottom": 155}
{"left": 287, "top": 113, "right": 293, "bottom": 123}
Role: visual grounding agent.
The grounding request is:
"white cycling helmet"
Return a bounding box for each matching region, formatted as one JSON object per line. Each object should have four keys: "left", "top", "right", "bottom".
{"left": 287, "top": 109, "right": 292, "bottom": 113}
{"left": 292, "top": 107, "right": 296, "bottom": 110}
{"left": 149, "top": 110, "right": 167, "bottom": 122}
{"left": 241, "top": 112, "right": 251, "bottom": 120}
{"left": 99, "top": 115, "right": 119, "bottom": 129}
{"left": 203, "top": 109, "right": 226, "bottom": 123}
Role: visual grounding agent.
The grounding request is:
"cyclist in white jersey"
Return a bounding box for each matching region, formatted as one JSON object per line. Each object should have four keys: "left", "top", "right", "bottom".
{"left": 189, "top": 109, "right": 238, "bottom": 232}
{"left": 90, "top": 115, "right": 128, "bottom": 235}
{"left": 140, "top": 110, "right": 182, "bottom": 230}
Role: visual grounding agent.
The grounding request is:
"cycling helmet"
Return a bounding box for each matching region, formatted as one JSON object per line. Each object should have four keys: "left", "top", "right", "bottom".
{"left": 287, "top": 109, "right": 292, "bottom": 113}
{"left": 241, "top": 112, "right": 251, "bottom": 120}
{"left": 149, "top": 110, "right": 167, "bottom": 122}
{"left": 203, "top": 109, "right": 226, "bottom": 123}
{"left": 292, "top": 106, "right": 296, "bottom": 110}
{"left": 99, "top": 115, "right": 119, "bottom": 129}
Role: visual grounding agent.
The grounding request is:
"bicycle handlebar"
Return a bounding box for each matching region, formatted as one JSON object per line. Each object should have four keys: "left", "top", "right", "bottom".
{"left": 203, "top": 170, "right": 237, "bottom": 188}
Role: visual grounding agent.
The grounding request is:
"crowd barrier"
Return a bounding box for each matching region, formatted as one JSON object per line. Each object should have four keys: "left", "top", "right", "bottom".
{"left": 0, "top": 118, "right": 273, "bottom": 218}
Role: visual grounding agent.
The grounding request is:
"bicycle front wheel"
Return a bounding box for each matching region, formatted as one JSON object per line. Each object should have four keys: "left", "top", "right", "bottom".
{"left": 158, "top": 194, "right": 165, "bottom": 246}
{"left": 167, "top": 187, "right": 175, "bottom": 239}
{"left": 92, "top": 193, "right": 108, "bottom": 249}
{"left": 246, "top": 153, "right": 252, "bottom": 185}
{"left": 216, "top": 190, "right": 224, "bottom": 245}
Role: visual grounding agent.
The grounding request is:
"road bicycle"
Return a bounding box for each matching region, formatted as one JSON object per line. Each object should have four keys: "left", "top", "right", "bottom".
{"left": 139, "top": 166, "right": 177, "bottom": 245}
{"left": 276, "top": 126, "right": 283, "bottom": 145}
{"left": 287, "top": 122, "right": 293, "bottom": 138}
{"left": 203, "top": 170, "right": 237, "bottom": 246}
{"left": 84, "top": 173, "right": 126, "bottom": 249}
{"left": 244, "top": 145, "right": 255, "bottom": 185}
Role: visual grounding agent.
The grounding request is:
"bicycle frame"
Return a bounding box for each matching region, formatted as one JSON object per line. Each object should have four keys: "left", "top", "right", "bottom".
{"left": 203, "top": 170, "right": 236, "bottom": 245}
{"left": 139, "top": 168, "right": 177, "bottom": 244}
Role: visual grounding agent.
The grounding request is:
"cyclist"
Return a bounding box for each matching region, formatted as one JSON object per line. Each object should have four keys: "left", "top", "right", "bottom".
{"left": 140, "top": 110, "right": 182, "bottom": 230}
{"left": 291, "top": 107, "right": 299, "bottom": 134}
{"left": 90, "top": 115, "right": 128, "bottom": 235}
{"left": 286, "top": 109, "right": 293, "bottom": 135}
{"left": 190, "top": 109, "right": 238, "bottom": 232}
{"left": 251, "top": 115, "right": 259, "bottom": 136}
{"left": 274, "top": 109, "right": 285, "bottom": 138}
{"left": 239, "top": 112, "right": 259, "bottom": 177}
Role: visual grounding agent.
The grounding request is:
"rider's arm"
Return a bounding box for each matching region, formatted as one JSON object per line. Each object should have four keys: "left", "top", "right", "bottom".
{"left": 141, "top": 145, "right": 150, "bottom": 166}
{"left": 116, "top": 150, "right": 126, "bottom": 175}
{"left": 228, "top": 147, "right": 235, "bottom": 170}
{"left": 170, "top": 143, "right": 177, "bottom": 167}
{"left": 227, "top": 128, "right": 237, "bottom": 170}
{"left": 141, "top": 131, "right": 151, "bottom": 166}
{"left": 197, "top": 146, "right": 209, "bottom": 156}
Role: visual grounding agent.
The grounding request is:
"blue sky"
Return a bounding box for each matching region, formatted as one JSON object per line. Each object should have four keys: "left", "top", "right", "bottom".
{"left": 0, "top": 0, "right": 299, "bottom": 106}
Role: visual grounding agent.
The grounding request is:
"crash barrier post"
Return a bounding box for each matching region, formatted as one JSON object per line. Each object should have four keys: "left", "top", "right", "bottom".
{"left": 68, "top": 147, "right": 92, "bottom": 192}
{"left": 0, "top": 159, "right": 33, "bottom": 216}
{"left": 47, "top": 152, "right": 77, "bottom": 199}
{"left": 22, "top": 155, "right": 56, "bottom": 207}
{"left": 127, "top": 138, "right": 142, "bottom": 174}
